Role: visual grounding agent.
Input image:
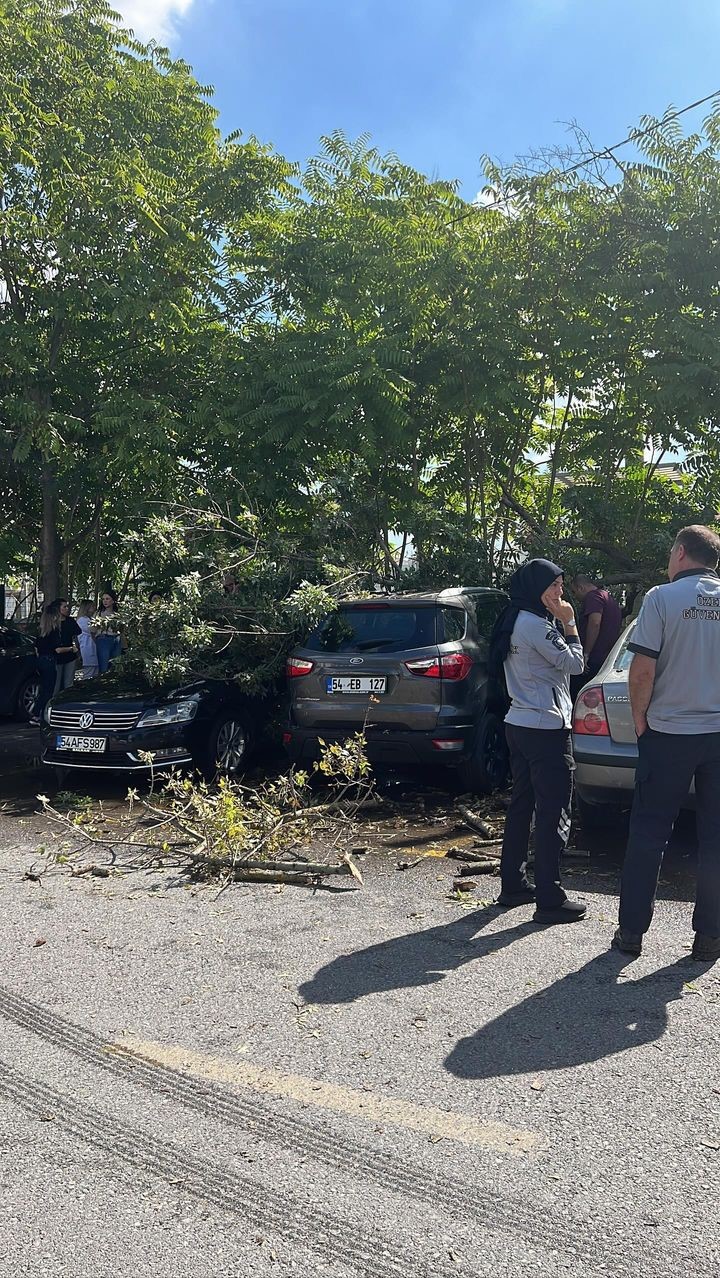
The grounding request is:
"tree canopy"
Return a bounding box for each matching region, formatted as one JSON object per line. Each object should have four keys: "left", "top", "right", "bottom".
{"left": 2, "top": 2, "right": 719, "bottom": 614}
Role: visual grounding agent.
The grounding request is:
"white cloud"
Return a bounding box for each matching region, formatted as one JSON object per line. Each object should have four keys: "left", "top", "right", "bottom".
{"left": 117, "top": 0, "right": 196, "bottom": 43}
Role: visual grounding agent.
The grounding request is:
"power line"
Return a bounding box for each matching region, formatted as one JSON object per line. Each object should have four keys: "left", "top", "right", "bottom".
{"left": 461, "top": 89, "right": 720, "bottom": 221}
{"left": 560, "top": 89, "right": 720, "bottom": 178}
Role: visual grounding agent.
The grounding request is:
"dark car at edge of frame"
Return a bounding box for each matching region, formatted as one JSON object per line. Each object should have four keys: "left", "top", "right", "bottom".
{"left": 0, "top": 625, "right": 41, "bottom": 721}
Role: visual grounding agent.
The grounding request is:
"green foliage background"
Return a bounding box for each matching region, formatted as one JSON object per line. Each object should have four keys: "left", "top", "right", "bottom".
{"left": 2, "top": 0, "right": 720, "bottom": 639}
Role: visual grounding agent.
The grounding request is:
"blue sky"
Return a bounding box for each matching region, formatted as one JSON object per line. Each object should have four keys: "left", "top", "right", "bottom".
{"left": 122, "top": 0, "right": 720, "bottom": 198}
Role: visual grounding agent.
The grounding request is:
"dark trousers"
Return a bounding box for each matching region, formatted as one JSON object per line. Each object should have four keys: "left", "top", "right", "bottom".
{"left": 620, "top": 729, "right": 720, "bottom": 938}
{"left": 501, "top": 724, "right": 574, "bottom": 909}
{"left": 34, "top": 656, "right": 57, "bottom": 719}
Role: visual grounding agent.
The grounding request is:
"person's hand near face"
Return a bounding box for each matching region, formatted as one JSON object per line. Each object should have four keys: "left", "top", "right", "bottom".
{"left": 541, "top": 577, "right": 577, "bottom": 629}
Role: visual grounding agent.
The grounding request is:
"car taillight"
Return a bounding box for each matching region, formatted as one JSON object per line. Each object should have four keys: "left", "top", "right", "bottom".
{"left": 439, "top": 652, "right": 473, "bottom": 680}
{"left": 573, "top": 685, "right": 610, "bottom": 736}
{"left": 286, "top": 658, "right": 314, "bottom": 678}
{"left": 405, "top": 653, "right": 473, "bottom": 681}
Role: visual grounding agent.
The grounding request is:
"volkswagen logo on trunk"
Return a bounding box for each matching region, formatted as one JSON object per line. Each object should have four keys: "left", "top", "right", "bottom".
{"left": 348, "top": 657, "right": 364, "bottom": 665}
{"left": 79, "top": 712, "right": 95, "bottom": 729}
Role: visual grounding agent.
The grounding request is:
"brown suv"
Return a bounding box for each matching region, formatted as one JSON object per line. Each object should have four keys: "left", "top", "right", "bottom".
{"left": 284, "top": 588, "right": 509, "bottom": 793}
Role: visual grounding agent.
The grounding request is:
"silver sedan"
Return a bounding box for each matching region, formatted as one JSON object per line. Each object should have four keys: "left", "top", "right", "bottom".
{"left": 572, "top": 623, "right": 694, "bottom": 828}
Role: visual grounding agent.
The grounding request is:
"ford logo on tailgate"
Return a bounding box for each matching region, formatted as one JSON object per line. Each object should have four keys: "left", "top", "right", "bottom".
{"left": 348, "top": 658, "right": 364, "bottom": 665}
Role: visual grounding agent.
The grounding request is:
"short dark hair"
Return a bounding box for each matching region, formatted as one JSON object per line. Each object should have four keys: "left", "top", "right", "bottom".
{"left": 674, "top": 524, "right": 720, "bottom": 569}
{"left": 571, "top": 573, "right": 596, "bottom": 587}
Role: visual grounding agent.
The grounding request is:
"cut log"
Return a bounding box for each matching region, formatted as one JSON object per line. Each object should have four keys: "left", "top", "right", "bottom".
{"left": 232, "top": 857, "right": 359, "bottom": 876}
{"left": 447, "top": 846, "right": 501, "bottom": 862}
{"left": 457, "top": 860, "right": 501, "bottom": 875}
{"left": 457, "top": 804, "right": 497, "bottom": 839}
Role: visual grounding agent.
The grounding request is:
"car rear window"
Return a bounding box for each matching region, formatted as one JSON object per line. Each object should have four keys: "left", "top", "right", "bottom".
{"left": 306, "top": 606, "right": 438, "bottom": 653}
{"left": 440, "top": 606, "right": 466, "bottom": 642}
{"left": 0, "top": 628, "right": 23, "bottom": 651}
{"left": 612, "top": 629, "right": 635, "bottom": 671}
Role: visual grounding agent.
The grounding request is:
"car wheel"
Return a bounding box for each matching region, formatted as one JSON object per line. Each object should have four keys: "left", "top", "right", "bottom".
{"left": 201, "top": 711, "right": 253, "bottom": 779}
{"left": 15, "top": 674, "right": 40, "bottom": 721}
{"left": 576, "top": 794, "right": 622, "bottom": 831}
{"left": 458, "top": 713, "right": 509, "bottom": 795}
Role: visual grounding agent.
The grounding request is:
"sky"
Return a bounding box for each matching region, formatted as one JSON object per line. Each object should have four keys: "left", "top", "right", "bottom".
{"left": 118, "top": 0, "right": 720, "bottom": 199}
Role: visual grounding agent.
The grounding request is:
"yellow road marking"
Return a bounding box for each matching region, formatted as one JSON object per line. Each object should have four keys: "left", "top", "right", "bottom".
{"left": 113, "top": 1035, "right": 539, "bottom": 1156}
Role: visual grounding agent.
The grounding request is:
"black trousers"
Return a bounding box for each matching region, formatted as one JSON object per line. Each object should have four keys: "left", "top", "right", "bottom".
{"left": 501, "top": 724, "right": 574, "bottom": 909}
{"left": 620, "top": 728, "right": 720, "bottom": 937}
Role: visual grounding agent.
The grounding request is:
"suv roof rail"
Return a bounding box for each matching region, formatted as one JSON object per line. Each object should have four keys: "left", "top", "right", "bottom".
{"left": 438, "top": 585, "right": 504, "bottom": 597}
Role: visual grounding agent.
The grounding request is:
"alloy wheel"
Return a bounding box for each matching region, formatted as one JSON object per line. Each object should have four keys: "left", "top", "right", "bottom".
{"left": 215, "top": 719, "right": 247, "bottom": 774}
{"left": 20, "top": 678, "right": 40, "bottom": 717}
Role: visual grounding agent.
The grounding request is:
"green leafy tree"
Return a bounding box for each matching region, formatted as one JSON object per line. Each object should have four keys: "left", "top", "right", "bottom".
{"left": 0, "top": 0, "right": 290, "bottom": 599}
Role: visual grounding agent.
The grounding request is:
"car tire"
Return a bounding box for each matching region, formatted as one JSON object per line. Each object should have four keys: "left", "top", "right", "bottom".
{"left": 199, "top": 710, "right": 253, "bottom": 780}
{"left": 458, "top": 713, "right": 509, "bottom": 795}
{"left": 14, "top": 673, "right": 40, "bottom": 722}
{"left": 576, "top": 794, "right": 621, "bottom": 831}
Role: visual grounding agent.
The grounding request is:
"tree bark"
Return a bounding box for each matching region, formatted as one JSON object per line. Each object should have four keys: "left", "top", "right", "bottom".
{"left": 93, "top": 496, "right": 103, "bottom": 605}
{"left": 40, "top": 460, "right": 61, "bottom": 602}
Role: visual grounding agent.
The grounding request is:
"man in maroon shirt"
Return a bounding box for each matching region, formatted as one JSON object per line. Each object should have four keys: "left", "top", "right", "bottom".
{"left": 571, "top": 575, "right": 623, "bottom": 681}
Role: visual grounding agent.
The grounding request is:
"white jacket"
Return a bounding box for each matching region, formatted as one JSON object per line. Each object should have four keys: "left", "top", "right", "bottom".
{"left": 504, "top": 610, "right": 584, "bottom": 730}
{"left": 77, "top": 616, "right": 98, "bottom": 669}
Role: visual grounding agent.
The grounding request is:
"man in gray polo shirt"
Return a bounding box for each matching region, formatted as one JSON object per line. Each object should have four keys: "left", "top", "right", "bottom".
{"left": 614, "top": 524, "right": 720, "bottom": 961}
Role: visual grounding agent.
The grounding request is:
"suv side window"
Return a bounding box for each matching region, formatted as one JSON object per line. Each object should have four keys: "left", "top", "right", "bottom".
{"left": 440, "top": 607, "right": 466, "bottom": 642}
{"left": 472, "top": 596, "right": 507, "bottom": 637}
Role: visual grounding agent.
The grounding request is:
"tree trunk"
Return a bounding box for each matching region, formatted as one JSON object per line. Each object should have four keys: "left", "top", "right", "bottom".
{"left": 40, "top": 460, "right": 61, "bottom": 603}
{"left": 93, "top": 496, "right": 102, "bottom": 605}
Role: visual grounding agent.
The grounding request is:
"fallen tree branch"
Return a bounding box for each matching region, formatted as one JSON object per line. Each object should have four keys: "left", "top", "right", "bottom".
{"left": 37, "top": 736, "right": 374, "bottom": 892}
{"left": 450, "top": 847, "right": 502, "bottom": 862}
{"left": 457, "top": 804, "right": 497, "bottom": 840}
{"left": 457, "top": 860, "right": 501, "bottom": 875}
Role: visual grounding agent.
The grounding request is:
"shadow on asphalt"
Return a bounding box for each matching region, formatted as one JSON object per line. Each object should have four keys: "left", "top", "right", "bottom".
{"left": 302, "top": 911, "right": 715, "bottom": 1073}
{"left": 299, "top": 906, "right": 531, "bottom": 1004}
{"left": 445, "top": 949, "right": 714, "bottom": 1078}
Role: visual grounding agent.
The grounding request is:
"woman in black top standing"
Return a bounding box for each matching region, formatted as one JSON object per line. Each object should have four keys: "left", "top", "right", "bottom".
{"left": 33, "top": 602, "right": 62, "bottom": 722}
{"left": 33, "top": 600, "right": 80, "bottom": 724}
{"left": 54, "top": 598, "right": 81, "bottom": 691}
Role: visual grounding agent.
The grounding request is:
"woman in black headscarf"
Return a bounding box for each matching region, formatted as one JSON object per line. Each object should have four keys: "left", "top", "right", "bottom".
{"left": 489, "top": 559, "right": 587, "bottom": 924}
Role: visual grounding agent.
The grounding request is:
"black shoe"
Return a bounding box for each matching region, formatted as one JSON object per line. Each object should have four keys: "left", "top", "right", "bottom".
{"left": 497, "top": 887, "right": 536, "bottom": 907}
{"left": 691, "top": 933, "right": 720, "bottom": 962}
{"left": 533, "top": 898, "right": 587, "bottom": 925}
{"left": 611, "top": 927, "right": 642, "bottom": 955}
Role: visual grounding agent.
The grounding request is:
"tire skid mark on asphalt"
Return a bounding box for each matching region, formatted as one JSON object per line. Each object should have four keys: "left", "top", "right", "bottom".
{"left": 117, "top": 1034, "right": 537, "bottom": 1154}
{"left": 0, "top": 1058, "right": 460, "bottom": 1278}
{"left": 0, "top": 984, "right": 696, "bottom": 1278}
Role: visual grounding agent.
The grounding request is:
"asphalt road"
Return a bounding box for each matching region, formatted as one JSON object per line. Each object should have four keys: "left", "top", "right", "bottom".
{"left": 0, "top": 722, "right": 718, "bottom": 1278}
